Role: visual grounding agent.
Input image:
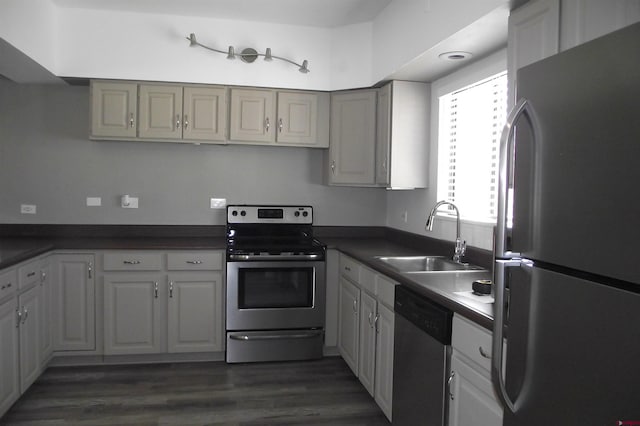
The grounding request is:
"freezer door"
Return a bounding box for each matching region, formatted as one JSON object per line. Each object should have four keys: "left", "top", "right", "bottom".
{"left": 501, "top": 264, "right": 640, "bottom": 425}
{"left": 509, "top": 22, "right": 640, "bottom": 285}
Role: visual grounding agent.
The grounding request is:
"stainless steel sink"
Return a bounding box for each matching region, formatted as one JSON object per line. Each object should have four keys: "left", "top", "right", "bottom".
{"left": 375, "top": 255, "right": 486, "bottom": 273}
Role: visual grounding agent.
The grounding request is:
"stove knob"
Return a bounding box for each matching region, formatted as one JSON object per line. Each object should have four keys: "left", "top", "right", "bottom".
{"left": 302, "top": 211, "right": 309, "bottom": 217}
{"left": 240, "top": 210, "right": 246, "bottom": 217}
{"left": 294, "top": 211, "right": 300, "bottom": 217}
{"left": 231, "top": 210, "right": 238, "bottom": 216}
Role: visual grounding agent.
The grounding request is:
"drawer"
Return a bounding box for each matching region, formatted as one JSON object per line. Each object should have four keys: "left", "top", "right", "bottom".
{"left": 375, "top": 274, "right": 397, "bottom": 309}
{"left": 18, "top": 260, "right": 40, "bottom": 290}
{"left": 0, "top": 268, "right": 18, "bottom": 300}
{"left": 452, "top": 314, "right": 493, "bottom": 373}
{"left": 103, "top": 252, "right": 162, "bottom": 271}
{"left": 359, "top": 266, "right": 376, "bottom": 295}
{"left": 167, "top": 252, "right": 223, "bottom": 271}
{"left": 339, "top": 255, "right": 361, "bottom": 283}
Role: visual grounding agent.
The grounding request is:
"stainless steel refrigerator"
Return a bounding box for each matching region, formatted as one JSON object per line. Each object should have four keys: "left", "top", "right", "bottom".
{"left": 492, "top": 22, "right": 640, "bottom": 425}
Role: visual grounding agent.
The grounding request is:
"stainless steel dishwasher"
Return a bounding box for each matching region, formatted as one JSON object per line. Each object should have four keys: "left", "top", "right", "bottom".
{"left": 392, "top": 285, "right": 453, "bottom": 426}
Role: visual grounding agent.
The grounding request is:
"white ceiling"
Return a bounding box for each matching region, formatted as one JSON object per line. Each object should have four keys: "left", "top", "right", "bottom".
{"left": 51, "top": 0, "right": 394, "bottom": 27}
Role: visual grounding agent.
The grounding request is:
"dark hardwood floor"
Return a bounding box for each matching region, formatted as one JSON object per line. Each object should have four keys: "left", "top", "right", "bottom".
{"left": 1, "top": 357, "right": 390, "bottom": 426}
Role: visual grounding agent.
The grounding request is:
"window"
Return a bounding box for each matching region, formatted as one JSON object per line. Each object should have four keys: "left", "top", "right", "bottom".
{"left": 436, "top": 71, "right": 508, "bottom": 222}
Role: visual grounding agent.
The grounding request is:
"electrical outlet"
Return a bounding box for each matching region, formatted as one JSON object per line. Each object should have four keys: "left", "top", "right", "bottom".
{"left": 86, "top": 197, "right": 102, "bottom": 207}
{"left": 401, "top": 211, "right": 408, "bottom": 223}
{"left": 21, "top": 204, "right": 36, "bottom": 214}
{"left": 210, "top": 198, "right": 227, "bottom": 209}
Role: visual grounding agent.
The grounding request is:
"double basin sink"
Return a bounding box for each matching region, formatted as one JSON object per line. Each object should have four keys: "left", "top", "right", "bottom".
{"left": 375, "top": 255, "right": 485, "bottom": 273}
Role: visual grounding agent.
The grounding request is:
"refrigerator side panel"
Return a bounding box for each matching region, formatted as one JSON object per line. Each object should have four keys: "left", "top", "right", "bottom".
{"left": 503, "top": 265, "right": 640, "bottom": 425}
{"left": 511, "top": 22, "right": 640, "bottom": 285}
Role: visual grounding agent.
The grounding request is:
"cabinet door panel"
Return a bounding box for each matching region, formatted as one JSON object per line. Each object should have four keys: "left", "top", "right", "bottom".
{"left": 229, "top": 89, "right": 275, "bottom": 143}
{"left": 358, "top": 291, "right": 376, "bottom": 397}
{"left": 168, "top": 273, "right": 223, "bottom": 353}
{"left": 0, "top": 298, "right": 19, "bottom": 417}
{"left": 54, "top": 254, "right": 95, "bottom": 351}
{"left": 104, "top": 275, "right": 163, "bottom": 355}
{"left": 183, "top": 86, "right": 226, "bottom": 141}
{"left": 329, "top": 91, "right": 377, "bottom": 185}
{"left": 338, "top": 276, "right": 360, "bottom": 375}
{"left": 39, "top": 259, "right": 53, "bottom": 362}
{"left": 374, "top": 303, "right": 394, "bottom": 421}
{"left": 276, "top": 92, "right": 317, "bottom": 145}
{"left": 449, "top": 353, "right": 503, "bottom": 426}
{"left": 91, "top": 82, "right": 137, "bottom": 138}
{"left": 139, "top": 85, "right": 183, "bottom": 139}
{"left": 18, "top": 285, "right": 40, "bottom": 393}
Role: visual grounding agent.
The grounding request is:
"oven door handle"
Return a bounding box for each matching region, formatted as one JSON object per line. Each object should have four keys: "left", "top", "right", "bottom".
{"left": 228, "top": 254, "right": 323, "bottom": 261}
{"left": 229, "top": 331, "right": 323, "bottom": 341}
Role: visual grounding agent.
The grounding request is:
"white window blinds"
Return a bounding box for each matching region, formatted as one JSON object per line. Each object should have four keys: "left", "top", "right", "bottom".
{"left": 437, "top": 71, "right": 508, "bottom": 222}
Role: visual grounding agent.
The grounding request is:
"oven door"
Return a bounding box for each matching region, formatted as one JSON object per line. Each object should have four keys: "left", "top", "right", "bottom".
{"left": 226, "top": 260, "right": 326, "bottom": 331}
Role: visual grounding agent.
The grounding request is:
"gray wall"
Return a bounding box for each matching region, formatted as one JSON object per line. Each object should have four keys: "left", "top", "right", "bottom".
{"left": 0, "top": 82, "right": 386, "bottom": 226}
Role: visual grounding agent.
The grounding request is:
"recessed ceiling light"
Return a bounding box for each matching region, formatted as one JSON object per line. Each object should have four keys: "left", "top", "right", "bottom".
{"left": 438, "top": 51, "right": 473, "bottom": 61}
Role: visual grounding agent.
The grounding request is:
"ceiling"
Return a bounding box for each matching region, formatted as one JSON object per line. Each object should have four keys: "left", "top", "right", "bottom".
{"left": 51, "top": 0, "right": 394, "bottom": 28}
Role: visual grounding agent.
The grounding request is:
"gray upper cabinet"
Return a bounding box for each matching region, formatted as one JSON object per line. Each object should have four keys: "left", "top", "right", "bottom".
{"left": 91, "top": 81, "right": 137, "bottom": 138}
{"left": 91, "top": 81, "right": 227, "bottom": 143}
{"left": 229, "top": 89, "right": 329, "bottom": 147}
{"left": 329, "top": 90, "right": 377, "bottom": 186}
{"left": 375, "top": 81, "right": 430, "bottom": 189}
{"left": 507, "top": 0, "right": 560, "bottom": 107}
{"left": 229, "top": 88, "right": 276, "bottom": 144}
{"left": 138, "top": 84, "right": 183, "bottom": 139}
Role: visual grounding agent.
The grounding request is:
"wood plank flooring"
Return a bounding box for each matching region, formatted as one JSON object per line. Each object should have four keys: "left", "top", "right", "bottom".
{"left": 1, "top": 357, "right": 390, "bottom": 425}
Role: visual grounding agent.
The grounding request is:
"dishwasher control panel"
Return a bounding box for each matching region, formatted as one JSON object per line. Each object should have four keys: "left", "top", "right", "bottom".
{"left": 395, "top": 285, "right": 453, "bottom": 345}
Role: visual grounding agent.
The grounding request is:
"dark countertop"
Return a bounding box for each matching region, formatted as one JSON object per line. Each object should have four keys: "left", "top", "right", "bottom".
{"left": 0, "top": 237, "right": 227, "bottom": 269}
{"left": 0, "top": 225, "right": 494, "bottom": 330}
{"left": 322, "top": 237, "right": 495, "bottom": 330}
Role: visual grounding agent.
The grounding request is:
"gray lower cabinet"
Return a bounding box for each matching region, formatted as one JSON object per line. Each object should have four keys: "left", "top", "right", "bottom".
{"left": 103, "top": 274, "right": 164, "bottom": 355}
{"left": 0, "top": 296, "right": 20, "bottom": 417}
{"left": 336, "top": 254, "right": 396, "bottom": 422}
{"left": 102, "top": 251, "right": 225, "bottom": 356}
{"left": 53, "top": 254, "right": 96, "bottom": 351}
{"left": 167, "top": 272, "right": 224, "bottom": 353}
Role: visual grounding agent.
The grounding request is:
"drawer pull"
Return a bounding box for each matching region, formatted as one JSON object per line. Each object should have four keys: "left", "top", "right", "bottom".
{"left": 478, "top": 346, "right": 491, "bottom": 359}
{"left": 186, "top": 260, "right": 203, "bottom": 265}
{"left": 27, "top": 271, "right": 36, "bottom": 278}
{"left": 344, "top": 266, "right": 351, "bottom": 272}
{"left": 123, "top": 260, "right": 142, "bottom": 265}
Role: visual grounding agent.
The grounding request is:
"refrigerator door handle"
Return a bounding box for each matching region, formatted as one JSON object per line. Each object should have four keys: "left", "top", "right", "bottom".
{"left": 492, "top": 259, "right": 521, "bottom": 414}
{"left": 496, "top": 98, "right": 539, "bottom": 258}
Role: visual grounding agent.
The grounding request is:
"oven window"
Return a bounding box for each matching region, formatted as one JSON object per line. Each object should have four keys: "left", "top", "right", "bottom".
{"left": 238, "top": 267, "right": 314, "bottom": 309}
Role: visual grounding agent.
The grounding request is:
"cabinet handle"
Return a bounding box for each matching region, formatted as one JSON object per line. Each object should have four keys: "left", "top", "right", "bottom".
{"left": 331, "top": 160, "right": 336, "bottom": 175}
{"left": 27, "top": 271, "right": 36, "bottom": 278}
{"left": 176, "top": 114, "right": 181, "bottom": 129}
{"left": 265, "top": 117, "right": 270, "bottom": 132}
{"left": 16, "top": 308, "right": 21, "bottom": 328}
{"left": 22, "top": 307, "right": 28, "bottom": 324}
{"left": 123, "top": 260, "right": 141, "bottom": 265}
{"left": 154, "top": 282, "right": 159, "bottom": 298}
{"left": 478, "top": 346, "right": 491, "bottom": 359}
{"left": 447, "top": 371, "right": 455, "bottom": 400}
{"left": 374, "top": 313, "right": 380, "bottom": 333}
{"left": 352, "top": 299, "right": 357, "bottom": 314}
{"left": 368, "top": 312, "right": 373, "bottom": 326}
{"left": 184, "top": 114, "right": 189, "bottom": 129}
{"left": 344, "top": 266, "right": 351, "bottom": 272}
{"left": 129, "top": 113, "right": 135, "bottom": 128}
{"left": 186, "top": 260, "right": 202, "bottom": 265}
{"left": 88, "top": 262, "right": 93, "bottom": 279}
{"left": 278, "top": 118, "right": 283, "bottom": 132}
{"left": 41, "top": 271, "right": 46, "bottom": 283}
{"left": 169, "top": 281, "right": 174, "bottom": 298}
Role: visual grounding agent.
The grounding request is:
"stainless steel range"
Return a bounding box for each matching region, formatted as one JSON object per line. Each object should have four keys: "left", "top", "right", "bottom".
{"left": 225, "top": 205, "right": 326, "bottom": 363}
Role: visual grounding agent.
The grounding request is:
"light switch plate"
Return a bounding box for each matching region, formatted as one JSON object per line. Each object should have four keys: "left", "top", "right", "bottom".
{"left": 210, "top": 198, "right": 227, "bottom": 209}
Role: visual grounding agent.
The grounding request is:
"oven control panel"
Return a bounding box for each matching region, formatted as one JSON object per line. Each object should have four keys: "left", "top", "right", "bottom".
{"left": 227, "top": 205, "right": 313, "bottom": 224}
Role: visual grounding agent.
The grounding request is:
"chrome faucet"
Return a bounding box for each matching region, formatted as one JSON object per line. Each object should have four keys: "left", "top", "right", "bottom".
{"left": 425, "top": 200, "right": 466, "bottom": 263}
